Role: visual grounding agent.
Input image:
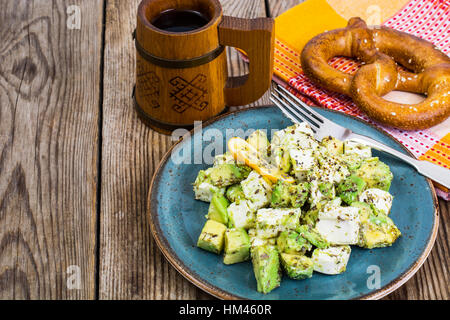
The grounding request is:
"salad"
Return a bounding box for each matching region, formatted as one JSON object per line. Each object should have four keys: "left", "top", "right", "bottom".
{"left": 193, "top": 123, "right": 401, "bottom": 294}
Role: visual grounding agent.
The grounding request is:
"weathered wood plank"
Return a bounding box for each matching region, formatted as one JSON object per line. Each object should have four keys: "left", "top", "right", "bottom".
{"left": 99, "top": 0, "right": 267, "bottom": 300}
{"left": 267, "top": 0, "right": 303, "bottom": 18}
{"left": 99, "top": 0, "right": 195, "bottom": 300}
{"left": 268, "top": 0, "right": 449, "bottom": 300}
{"left": 0, "top": 0, "right": 102, "bottom": 299}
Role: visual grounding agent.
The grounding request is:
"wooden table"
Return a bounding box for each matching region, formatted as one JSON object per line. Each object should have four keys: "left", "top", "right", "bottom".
{"left": 0, "top": 0, "right": 448, "bottom": 300}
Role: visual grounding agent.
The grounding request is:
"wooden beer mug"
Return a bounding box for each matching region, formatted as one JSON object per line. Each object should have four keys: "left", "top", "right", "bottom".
{"left": 135, "top": 0, "right": 275, "bottom": 133}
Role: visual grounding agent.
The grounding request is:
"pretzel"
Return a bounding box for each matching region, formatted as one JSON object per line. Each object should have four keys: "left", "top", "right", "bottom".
{"left": 300, "top": 17, "right": 450, "bottom": 130}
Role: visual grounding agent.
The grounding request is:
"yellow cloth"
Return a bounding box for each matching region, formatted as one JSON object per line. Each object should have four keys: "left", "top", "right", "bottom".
{"left": 275, "top": 0, "right": 409, "bottom": 56}
{"left": 275, "top": 0, "right": 347, "bottom": 54}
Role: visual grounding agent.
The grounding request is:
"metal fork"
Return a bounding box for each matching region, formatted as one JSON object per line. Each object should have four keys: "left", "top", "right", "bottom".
{"left": 270, "top": 83, "right": 450, "bottom": 189}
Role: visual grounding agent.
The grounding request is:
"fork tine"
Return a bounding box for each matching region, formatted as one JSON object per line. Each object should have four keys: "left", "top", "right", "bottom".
{"left": 271, "top": 90, "right": 322, "bottom": 129}
{"left": 270, "top": 96, "right": 311, "bottom": 131}
{"left": 276, "top": 84, "right": 327, "bottom": 124}
{"left": 270, "top": 92, "right": 317, "bottom": 128}
{"left": 270, "top": 92, "right": 319, "bottom": 131}
{"left": 270, "top": 97, "right": 317, "bottom": 133}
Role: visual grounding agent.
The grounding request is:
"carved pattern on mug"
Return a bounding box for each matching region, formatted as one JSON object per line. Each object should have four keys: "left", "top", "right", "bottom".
{"left": 137, "top": 70, "right": 160, "bottom": 108}
{"left": 169, "top": 74, "right": 208, "bottom": 113}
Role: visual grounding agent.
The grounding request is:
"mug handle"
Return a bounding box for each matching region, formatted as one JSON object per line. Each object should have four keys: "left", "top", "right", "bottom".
{"left": 218, "top": 16, "right": 275, "bottom": 106}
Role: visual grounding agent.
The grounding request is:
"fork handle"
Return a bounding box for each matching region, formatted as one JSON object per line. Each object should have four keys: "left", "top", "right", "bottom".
{"left": 349, "top": 133, "right": 450, "bottom": 189}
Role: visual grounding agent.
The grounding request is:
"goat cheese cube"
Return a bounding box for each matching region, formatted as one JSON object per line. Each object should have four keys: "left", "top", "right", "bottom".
{"left": 248, "top": 228, "right": 277, "bottom": 251}
{"left": 272, "top": 123, "right": 315, "bottom": 146}
{"left": 194, "top": 182, "right": 225, "bottom": 202}
{"left": 344, "top": 140, "right": 372, "bottom": 159}
{"left": 290, "top": 148, "right": 316, "bottom": 180}
{"left": 213, "top": 152, "right": 235, "bottom": 166}
{"left": 312, "top": 245, "right": 351, "bottom": 275}
{"left": 282, "top": 126, "right": 319, "bottom": 151}
{"left": 359, "top": 188, "right": 393, "bottom": 215}
{"left": 315, "top": 206, "right": 360, "bottom": 245}
{"left": 256, "top": 208, "right": 301, "bottom": 239}
{"left": 287, "top": 122, "right": 315, "bottom": 137}
{"left": 322, "top": 198, "right": 343, "bottom": 211}
{"left": 241, "top": 171, "right": 272, "bottom": 208}
{"left": 271, "top": 129, "right": 286, "bottom": 147}
{"left": 227, "top": 200, "right": 257, "bottom": 229}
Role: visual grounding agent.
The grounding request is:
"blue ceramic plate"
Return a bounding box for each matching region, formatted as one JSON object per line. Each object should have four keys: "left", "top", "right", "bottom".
{"left": 148, "top": 106, "right": 438, "bottom": 300}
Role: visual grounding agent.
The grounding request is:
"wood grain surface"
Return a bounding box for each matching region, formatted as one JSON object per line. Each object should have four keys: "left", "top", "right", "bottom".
{"left": 0, "top": 0, "right": 447, "bottom": 300}
{"left": 0, "top": 0, "right": 103, "bottom": 299}
{"left": 99, "top": 0, "right": 269, "bottom": 300}
{"left": 100, "top": 0, "right": 194, "bottom": 300}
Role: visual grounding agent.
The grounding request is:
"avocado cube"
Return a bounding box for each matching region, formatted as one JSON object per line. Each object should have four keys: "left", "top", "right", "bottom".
{"left": 296, "top": 225, "right": 329, "bottom": 249}
{"left": 269, "top": 144, "right": 292, "bottom": 173}
{"left": 256, "top": 208, "right": 301, "bottom": 239}
{"left": 280, "top": 253, "right": 314, "bottom": 280}
{"left": 193, "top": 168, "right": 226, "bottom": 202}
{"left": 356, "top": 157, "right": 393, "bottom": 191}
{"left": 291, "top": 182, "right": 310, "bottom": 208}
{"left": 351, "top": 201, "right": 372, "bottom": 216}
{"left": 312, "top": 153, "right": 350, "bottom": 185}
{"left": 280, "top": 149, "right": 292, "bottom": 173}
{"left": 247, "top": 130, "right": 270, "bottom": 158}
{"left": 207, "top": 193, "right": 230, "bottom": 225}
{"left": 359, "top": 188, "right": 393, "bottom": 215}
{"left": 223, "top": 228, "right": 251, "bottom": 265}
{"left": 271, "top": 180, "right": 291, "bottom": 208}
{"left": 352, "top": 202, "right": 401, "bottom": 249}
{"left": 318, "top": 181, "right": 335, "bottom": 200}
{"left": 341, "top": 154, "right": 363, "bottom": 172}
{"left": 312, "top": 245, "right": 351, "bottom": 275}
{"left": 226, "top": 184, "right": 246, "bottom": 203}
{"left": 309, "top": 180, "right": 336, "bottom": 209}
{"left": 321, "top": 136, "right": 344, "bottom": 155}
{"left": 300, "top": 208, "right": 319, "bottom": 227}
{"left": 271, "top": 180, "right": 310, "bottom": 209}
{"left": 277, "top": 230, "right": 312, "bottom": 254}
{"left": 252, "top": 245, "right": 281, "bottom": 294}
{"left": 360, "top": 214, "right": 401, "bottom": 249}
{"left": 197, "top": 220, "right": 227, "bottom": 254}
{"left": 208, "top": 163, "right": 251, "bottom": 187}
{"left": 241, "top": 171, "right": 272, "bottom": 209}
{"left": 344, "top": 140, "right": 372, "bottom": 158}
{"left": 336, "top": 175, "right": 367, "bottom": 205}
{"left": 227, "top": 200, "right": 256, "bottom": 229}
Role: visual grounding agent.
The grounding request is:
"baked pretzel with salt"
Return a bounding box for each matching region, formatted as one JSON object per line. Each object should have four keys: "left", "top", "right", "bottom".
{"left": 301, "top": 17, "right": 450, "bottom": 130}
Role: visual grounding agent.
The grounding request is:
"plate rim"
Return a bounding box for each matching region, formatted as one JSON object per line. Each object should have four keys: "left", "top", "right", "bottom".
{"left": 147, "top": 105, "right": 439, "bottom": 300}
